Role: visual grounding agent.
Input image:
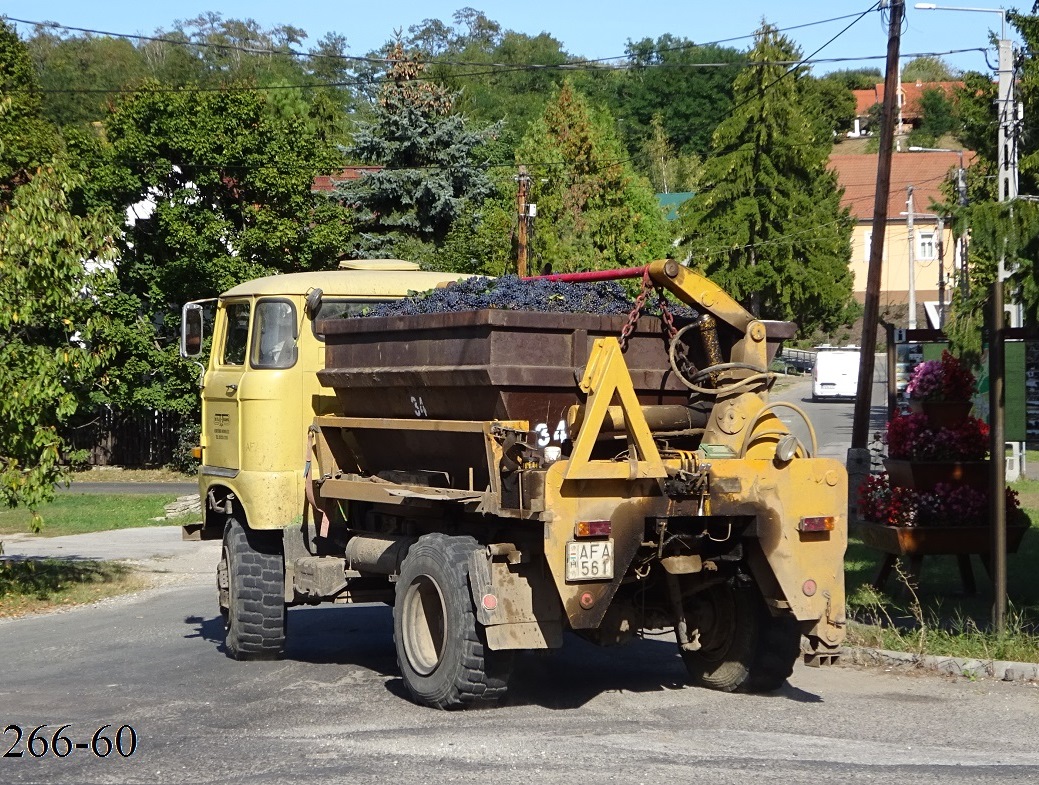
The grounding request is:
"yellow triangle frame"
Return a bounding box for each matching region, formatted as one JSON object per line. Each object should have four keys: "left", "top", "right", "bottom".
{"left": 563, "top": 337, "right": 668, "bottom": 481}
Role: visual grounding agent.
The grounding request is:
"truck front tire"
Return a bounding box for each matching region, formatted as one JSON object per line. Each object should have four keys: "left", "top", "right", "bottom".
{"left": 393, "top": 534, "right": 512, "bottom": 709}
{"left": 221, "top": 517, "right": 286, "bottom": 661}
{"left": 680, "top": 581, "right": 800, "bottom": 693}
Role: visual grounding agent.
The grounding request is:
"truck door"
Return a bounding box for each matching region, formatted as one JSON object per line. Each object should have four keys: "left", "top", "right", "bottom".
{"left": 203, "top": 299, "right": 250, "bottom": 472}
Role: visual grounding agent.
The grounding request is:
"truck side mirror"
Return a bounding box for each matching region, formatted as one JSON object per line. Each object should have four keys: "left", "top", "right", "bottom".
{"left": 181, "top": 302, "right": 204, "bottom": 358}
{"left": 305, "top": 288, "right": 323, "bottom": 320}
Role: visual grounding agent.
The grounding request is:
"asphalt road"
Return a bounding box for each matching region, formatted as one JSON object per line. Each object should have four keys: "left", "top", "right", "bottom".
{"left": 771, "top": 370, "right": 889, "bottom": 462}
{"left": 2, "top": 541, "right": 1038, "bottom": 785}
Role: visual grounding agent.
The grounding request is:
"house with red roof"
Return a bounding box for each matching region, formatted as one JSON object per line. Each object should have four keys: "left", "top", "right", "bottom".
{"left": 830, "top": 150, "right": 973, "bottom": 324}
{"left": 848, "top": 80, "right": 962, "bottom": 140}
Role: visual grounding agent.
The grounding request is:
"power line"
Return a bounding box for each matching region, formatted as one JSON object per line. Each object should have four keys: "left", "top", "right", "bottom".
{"left": 5, "top": 8, "right": 884, "bottom": 70}
{"left": 15, "top": 47, "right": 988, "bottom": 96}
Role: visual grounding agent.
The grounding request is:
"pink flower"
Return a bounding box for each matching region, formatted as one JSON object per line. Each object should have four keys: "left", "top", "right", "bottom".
{"left": 906, "top": 351, "right": 976, "bottom": 402}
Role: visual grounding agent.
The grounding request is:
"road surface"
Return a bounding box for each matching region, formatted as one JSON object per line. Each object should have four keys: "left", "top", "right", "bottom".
{"left": 2, "top": 533, "right": 1037, "bottom": 785}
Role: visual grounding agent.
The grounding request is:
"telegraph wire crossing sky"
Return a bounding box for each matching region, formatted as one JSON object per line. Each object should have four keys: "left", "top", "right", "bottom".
{"left": 2, "top": 1, "right": 1022, "bottom": 77}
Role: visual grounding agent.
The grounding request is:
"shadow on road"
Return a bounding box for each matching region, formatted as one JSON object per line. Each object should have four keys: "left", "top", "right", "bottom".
{"left": 185, "top": 606, "right": 823, "bottom": 709}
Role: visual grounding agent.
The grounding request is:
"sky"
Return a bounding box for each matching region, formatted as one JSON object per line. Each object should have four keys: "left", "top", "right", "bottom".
{"left": 2, "top": 1, "right": 1021, "bottom": 78}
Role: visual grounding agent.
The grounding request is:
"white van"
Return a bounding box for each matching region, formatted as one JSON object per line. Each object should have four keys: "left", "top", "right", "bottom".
{"left": 812, "top": 346, "right": 860, "bottom": 401}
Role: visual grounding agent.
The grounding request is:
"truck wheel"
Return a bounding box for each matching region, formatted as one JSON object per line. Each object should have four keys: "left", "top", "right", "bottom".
{"left": 393, "top": 533, "right": 512, "bottom": 709}
{"left": 221, "top": 517, "right": 286, "bottom": 661}
{"left": 680, "top": 582, "right": 800, "bottom": 693}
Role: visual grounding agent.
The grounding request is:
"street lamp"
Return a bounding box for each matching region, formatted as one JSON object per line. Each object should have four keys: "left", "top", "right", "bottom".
{"left": 914, "top": 4, "right": 1016, "bottom": 205}
{"left": 914, "top": 3, "right": 1006, "bottom": 38}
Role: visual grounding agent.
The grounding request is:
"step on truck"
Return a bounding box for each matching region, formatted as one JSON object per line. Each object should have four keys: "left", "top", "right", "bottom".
{"left": 182, "top": 258, "right": 847, "bottom": 709}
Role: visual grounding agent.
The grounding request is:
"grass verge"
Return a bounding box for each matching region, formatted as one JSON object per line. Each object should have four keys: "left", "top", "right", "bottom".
{"left": 846, "top": 476, "right": 1039, "bottom": 664}
{"left": 70, "top": 466, "right": 195, "bottom": 484}
{"left": 0, "top": 559, "right": 146, "bottom": 618}
{"left": 0, "top": 494, "right": 199, "bottom": 537}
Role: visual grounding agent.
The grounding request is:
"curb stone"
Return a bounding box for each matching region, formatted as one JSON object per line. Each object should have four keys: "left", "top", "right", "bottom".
{"left": 844, "top": 645, "right": 1039, "bottom": 683}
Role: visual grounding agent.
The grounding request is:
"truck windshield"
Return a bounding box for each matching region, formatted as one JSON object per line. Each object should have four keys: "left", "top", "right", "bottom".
{"left": 251, "top": 299, "right": 298, "bottom": 369}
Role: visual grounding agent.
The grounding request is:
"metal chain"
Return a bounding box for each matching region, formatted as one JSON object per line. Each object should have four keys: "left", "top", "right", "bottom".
{"left": 618, "top": 267, "right": 654, "bottom": 351}
{"left": 656, "top": 289, "right": 678, "bottom": 340}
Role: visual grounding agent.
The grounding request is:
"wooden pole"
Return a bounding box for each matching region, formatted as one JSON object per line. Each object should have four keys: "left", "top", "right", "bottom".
{"left": 990, "top": 283, "right": 1007, "bottom": 634}
{"left": 516, "top": 165, "right": 530, "bottom": 277}
{"left": 851, "top": 0, "right": 903, "bottom": 450}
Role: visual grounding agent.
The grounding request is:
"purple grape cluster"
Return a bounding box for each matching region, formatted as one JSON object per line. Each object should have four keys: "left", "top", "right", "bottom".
{"left": 360, "top": 275, "right": 697, "bottom": 319}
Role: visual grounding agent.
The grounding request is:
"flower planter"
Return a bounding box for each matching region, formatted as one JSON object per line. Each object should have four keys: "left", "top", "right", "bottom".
{"left": 907, "top": 399, "right": 973, "bottom": 428}
{"left": 858, "top": 520, "right": 1029, "bottom": 556}
{"left": 883, "top": 458, "right": 990, "bottom": 492}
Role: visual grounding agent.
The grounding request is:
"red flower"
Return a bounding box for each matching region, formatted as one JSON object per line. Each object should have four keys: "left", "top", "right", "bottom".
{"left": 858, "top": 475, "right": 1022, "bottom": 527}
{"left": 887, "top": 412, "right": 988, "bottom": 461}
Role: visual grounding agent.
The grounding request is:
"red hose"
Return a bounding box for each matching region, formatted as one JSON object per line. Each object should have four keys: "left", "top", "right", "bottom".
{"left": 523, "top": 266, "right": 649, "bottom": 283}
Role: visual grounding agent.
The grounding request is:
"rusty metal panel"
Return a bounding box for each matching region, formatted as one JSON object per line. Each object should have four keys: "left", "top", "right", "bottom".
{"left": 316, "top": 310, "right": 696, "bottom": 424}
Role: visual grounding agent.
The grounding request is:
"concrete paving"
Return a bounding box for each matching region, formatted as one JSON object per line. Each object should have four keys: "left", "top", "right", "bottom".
{"left": 1, "top": 525, "right": 220, "bottom": 585}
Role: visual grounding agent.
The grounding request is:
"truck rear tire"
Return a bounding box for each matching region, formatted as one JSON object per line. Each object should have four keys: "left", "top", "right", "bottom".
{"left": 221, "top": 517, "right": 286, "bottom": 661}
{"left": 393, "top": 533, "right": 512, "bottom": 709}
{"left": 680, "top": 581, "right": 800, "bottom": 693}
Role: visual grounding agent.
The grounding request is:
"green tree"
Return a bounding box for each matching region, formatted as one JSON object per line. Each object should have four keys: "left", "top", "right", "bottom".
{"left": 76, "top": 81, "right": 354, "bottom": 416}
{"left": 27, "top": 28, "right": 146, "bottom": 128}
{"left": 908, "top": 87, "right": 958, "bottom": 147}
{"left": 611, "top": 36, "right": 744, "bottom": 158}
{"left": 337, "top": 43, "right": 499, "bottom": 261}
{"left": 642, "top": 113, "right": 702, "bottom": 194}
{"left": 677, "top": 24, "right": 854, "bottom": 334}
{"left": 823, "top": 68, "right": 882, "bottom": 90}
{"left": 0, "top": 21, "right": 115, "bottom": 519}
{"left": 902, "top": 56, "right": 957, "bottom": 83}
{"left": 945, "top": 10, "right": 1039, "bottom": 330}
{"left": 515, "top": 80, "right": 671, "bottom": 273}
{"left": 801, "top": 75, "right": 857, "bottom": 140}
{"left": 0, "top": 162, "right": 117, "bottom": 520}
{"left": 0, "top": 22, "right": 59, "bottom": 194}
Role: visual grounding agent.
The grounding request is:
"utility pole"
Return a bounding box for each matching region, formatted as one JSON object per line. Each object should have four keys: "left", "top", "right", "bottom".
{"left": 936, "top": 215, "right": 946, "bottom": 328}
{"left": 958, "top": 150, "right": 969, "bottom": 299}
{"left": 850, "top": 0, "right": 903, "bottom": 454}
{"left": 906, "top": 185, "right": 916, "bottom": 329}
{"left": 516, "top": 166, "right": 531, "bottom": 277}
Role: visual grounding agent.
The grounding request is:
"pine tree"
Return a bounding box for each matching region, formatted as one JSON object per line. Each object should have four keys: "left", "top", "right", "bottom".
{"left": 515, "top": 80, "right": 671, "bottom": 273}
{"left": 677, "top": 24, "right": 854, "bottom": 335}
{"left": 338, "top": 42, "right": 498, "bottom": 261}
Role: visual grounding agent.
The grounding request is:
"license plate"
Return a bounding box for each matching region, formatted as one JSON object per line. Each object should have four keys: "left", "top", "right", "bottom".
{"left": 566, "top": 539, "right": 614, "bottom": 581}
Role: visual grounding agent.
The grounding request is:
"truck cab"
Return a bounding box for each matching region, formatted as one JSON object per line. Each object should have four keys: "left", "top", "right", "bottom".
{"left": 180, "top": 260, "right": 469, "bottom": 539}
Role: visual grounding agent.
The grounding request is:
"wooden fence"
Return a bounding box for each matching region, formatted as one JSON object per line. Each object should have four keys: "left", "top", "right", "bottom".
{"left": 64, "top": 409, "right": 183, "bottom": 468}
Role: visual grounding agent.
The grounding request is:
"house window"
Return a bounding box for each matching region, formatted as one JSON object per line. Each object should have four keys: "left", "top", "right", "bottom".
{"left": 863, "top": 231, "right": 886, "bottom": 263}
{"left": 917, "top": 231, "right": 937, "bottom": 261}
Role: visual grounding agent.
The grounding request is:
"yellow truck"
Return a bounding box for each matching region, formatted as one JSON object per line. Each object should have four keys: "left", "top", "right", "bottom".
{"left": 182, "top": 258, "right": 847, "bottom": 709}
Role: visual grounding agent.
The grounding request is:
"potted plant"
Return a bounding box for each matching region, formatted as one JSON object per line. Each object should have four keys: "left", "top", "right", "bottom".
{"left": 883, "top": 411, "right": 989, "bottom": 491}
{"left": 904, "top": 350, "right": 975, "bottom": 426}
{"left": 857, "top": 474, "right": 1028, "bottom": 556}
